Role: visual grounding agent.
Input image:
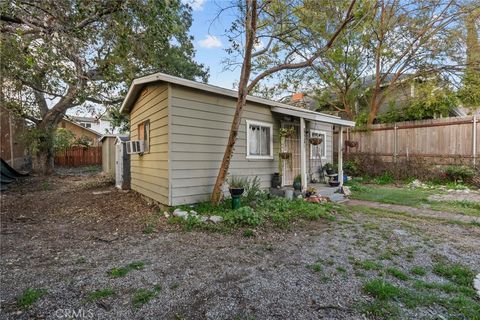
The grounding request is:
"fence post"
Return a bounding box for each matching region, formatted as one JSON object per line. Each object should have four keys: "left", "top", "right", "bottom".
{"left": 474, "top": 115, "right": 477, "bottom": 166}
{"left": 393, "top": 122, "right": 397, "bottom": 163}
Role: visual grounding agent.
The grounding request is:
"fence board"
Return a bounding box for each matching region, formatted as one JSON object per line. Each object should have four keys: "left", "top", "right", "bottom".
{"left": 334, "top": 116, "right": 479, "bottom": 165}
{"left": 55, "top": 146, "right": 102, "bottom": 167}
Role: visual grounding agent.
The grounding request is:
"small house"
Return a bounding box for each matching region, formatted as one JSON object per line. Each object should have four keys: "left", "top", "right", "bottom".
{"left": 120, "top": 73, "right": 355, "bottom": 206}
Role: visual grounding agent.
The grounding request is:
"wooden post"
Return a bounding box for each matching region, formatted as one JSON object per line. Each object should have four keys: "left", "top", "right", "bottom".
{"left": 300, "top": 117, "right": 307, "bottom": 191}
{"left": 338, "top": 126, "right": 344, "bottom": 187}
{"left": 393, "top": 122, "right": 397, "bottom": 163}
{"left": 474, "top": 115, "right": 477, "bottom": 166}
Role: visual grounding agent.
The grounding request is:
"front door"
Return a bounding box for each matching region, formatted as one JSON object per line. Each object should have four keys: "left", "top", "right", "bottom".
{"left": 281, "top": 122, "right": 301, "bottom": 186}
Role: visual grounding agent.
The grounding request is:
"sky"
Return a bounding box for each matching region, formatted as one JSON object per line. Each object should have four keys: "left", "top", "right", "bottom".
{"left": 186, "top": 0, "right": 240, "bottom": 88}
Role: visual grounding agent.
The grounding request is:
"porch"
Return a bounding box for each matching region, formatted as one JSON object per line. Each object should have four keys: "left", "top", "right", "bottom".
{"left": 270, "top": 104, "right": 356, "bottom": 196}
{"left": 270, "top": 183, "right": 346, "bottom": 202}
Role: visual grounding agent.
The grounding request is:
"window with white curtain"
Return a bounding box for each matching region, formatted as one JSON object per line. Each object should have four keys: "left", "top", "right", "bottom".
{"left": 246, "top": 120, "right": 273, "bottom": 159}
{"left": 310, "top": 130, "right": 327, "bottom": 159}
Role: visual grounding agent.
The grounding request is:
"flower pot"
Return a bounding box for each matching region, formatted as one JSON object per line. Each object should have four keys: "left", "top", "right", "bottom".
{"left": 293, "top": 180, "right": 302, "bottom": 191}
{"left": 329, "top": 181, "right": 340, "bottom": 187}
{"left": 345, "top": 140, "right": 358, "bottom": 148}
{"left": 229, "top": 188, "right": 245, "bottom": 197}
{"left": 309, "top": 137, "right": 323, "bottom": 145}
{"left": 279, "top": 152, "right": 291, "bottom": 159}
{"left": 271, "top": 173, "right": 281, "bottom": 188}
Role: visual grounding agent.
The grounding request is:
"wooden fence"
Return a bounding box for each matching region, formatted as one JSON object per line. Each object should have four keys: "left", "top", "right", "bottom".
{"left": 55, "top": 146, "right": 102, "bottom": 167}
{"left": 333, "top": 116, "right": 479, "bottom": 165}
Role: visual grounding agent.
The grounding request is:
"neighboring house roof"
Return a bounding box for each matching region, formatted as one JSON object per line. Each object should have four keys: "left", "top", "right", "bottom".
{"left": 61, "top": 118, "right": 102, "bottom": 137}
{"left": 120, "top": 72, "right": 355, "bottom": 127}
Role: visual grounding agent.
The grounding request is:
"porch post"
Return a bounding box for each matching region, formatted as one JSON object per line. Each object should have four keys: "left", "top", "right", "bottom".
{"left": 300, "top": 117, "right": 307, "bottom": 191}
{"left": 338, "top": 126, "right": 344, "bottom": 187}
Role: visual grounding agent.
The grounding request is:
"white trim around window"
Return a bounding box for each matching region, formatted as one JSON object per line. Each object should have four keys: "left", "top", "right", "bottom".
{"left": 246, "top": 119, "right": 274, "bottom": 159}
{"left": 310, "top": 129, "right": 327, "bottom": 160}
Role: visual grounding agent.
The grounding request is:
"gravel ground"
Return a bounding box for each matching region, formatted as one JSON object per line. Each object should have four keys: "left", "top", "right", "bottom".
{"left": 1, "top": 174, "right": 479, "bottom": 319}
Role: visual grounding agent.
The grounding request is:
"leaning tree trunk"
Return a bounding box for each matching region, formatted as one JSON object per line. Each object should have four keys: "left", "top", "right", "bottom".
{"left": 31, "top": 112, "right": 64, "bottom": 175}
{"left": 210, "top": 0, "right": 257, "bottom": 205}
{"left": 32, "top": 146, "right": 55, "bottom": 175}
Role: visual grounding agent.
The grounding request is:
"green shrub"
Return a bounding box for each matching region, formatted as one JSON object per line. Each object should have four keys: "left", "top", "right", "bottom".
{"left": 443, "top": 166, "right": 475, "bottom": 183}
{"left": 363, "top": 279, "right": 401, "bottom": 300}
{"left": 374, "top": 172, "right": 395, "bottom": 185}
{"left": 17, "top": 288, "right": 47, "bottom": 309}
{"left": 344, "top": 160, "right": 360, "bottom": 176}
{"left": 224, "top": 206, "right": 262, "bottom": 227}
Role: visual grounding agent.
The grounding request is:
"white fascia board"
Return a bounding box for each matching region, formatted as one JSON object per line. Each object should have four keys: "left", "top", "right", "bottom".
{"left": 271, "top": 106, "right": 355, "bottom": 127}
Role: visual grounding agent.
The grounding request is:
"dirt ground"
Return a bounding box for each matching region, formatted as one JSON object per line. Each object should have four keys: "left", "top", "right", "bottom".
{"left": 1, "top": 171, "right": 479, "bottom": 320}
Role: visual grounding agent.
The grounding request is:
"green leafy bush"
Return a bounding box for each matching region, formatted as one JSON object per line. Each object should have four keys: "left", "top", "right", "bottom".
{"left": 443, "top": 166, "right": 475, "bottom": 183}
{"left": 224, "top": 206, "right": 262, "bottom": 227}
{"left": 374, "top": 172, "right": 395, "bottom": 185}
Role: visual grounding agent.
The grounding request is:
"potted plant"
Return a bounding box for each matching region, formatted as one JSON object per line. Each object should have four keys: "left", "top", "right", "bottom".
{"left": 323, "top": 163, "right": 336, "bottom": 175}
{"left": 279, "top": 152, "right": 291, "bottom": 159}
{"left": 293, "top": 174, "right": 302, "bottom": 191}
{"left": 309, "top": 137, "right": 323, "bottom": 145}
{"left": 228, "top": 176, "right": 247, "bottom": 209}
{"left": 271, "top": 172, "right": 281, "bottom": 188}
{"left": 305, "top": 186, "right": 317, "bottom": 197}
{"left": 345, "top": 140, "right": 358, "bottom": 148}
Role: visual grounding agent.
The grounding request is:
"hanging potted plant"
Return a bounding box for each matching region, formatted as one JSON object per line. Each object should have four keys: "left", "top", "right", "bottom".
{"left": 309, "top": 137, "right": 323, "bottom": 145}
{"left": 279, "top": 152, "right": 291, "bottom": 159}
{"left": 345, "top": 140, "right": 358, "bottom": 148}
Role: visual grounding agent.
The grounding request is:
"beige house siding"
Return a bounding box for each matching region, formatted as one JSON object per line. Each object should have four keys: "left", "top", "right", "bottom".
{"left": 169, "top": 85, "right": 279, "bottom": 206}
{"left": 101, "top": 137, "right": 116, "bottom": 174}
{"left": 130, "top": 83, "right": 170, "bottom": 205}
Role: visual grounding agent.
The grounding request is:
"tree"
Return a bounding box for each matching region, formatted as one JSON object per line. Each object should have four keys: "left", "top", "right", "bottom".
{"left": 363, "top": 0, "right": 467, "bottom": 124}
{"left": 210, "top": 0, "right": 358, "bottom": 204}
{"left": 0, "top": 0, "right": 207, "bottom": 174}
{"left": 458, "top": 7, "right": 480, "bottom": 109}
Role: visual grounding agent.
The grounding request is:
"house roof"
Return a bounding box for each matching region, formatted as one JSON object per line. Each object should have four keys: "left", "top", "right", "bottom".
{"left": 61, "top": 118, "right": 102, "bottom": 137}
{"left": 120, "top": 72, "right": 355, "bottom": 127}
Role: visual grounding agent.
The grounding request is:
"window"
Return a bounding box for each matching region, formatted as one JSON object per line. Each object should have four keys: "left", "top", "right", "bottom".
{"left": 310, "top": 130, "right": 326, "bottom": 159}
{"left": 81, "top": 122, "right": 91, "bottom": 128}
{"left": 246, "top": 120, "right": 273, "bottom": 159}
{"left": 138, "top": 120, "right": 150, "bottom": 154}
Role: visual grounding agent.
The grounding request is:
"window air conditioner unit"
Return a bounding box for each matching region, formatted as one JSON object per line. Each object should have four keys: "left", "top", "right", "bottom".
{"left": 126, "top": 140, "right": 145, "bottom": 154}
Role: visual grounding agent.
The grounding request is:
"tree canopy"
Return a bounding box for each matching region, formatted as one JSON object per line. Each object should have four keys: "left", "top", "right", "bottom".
{"left": 0, "top": 0, "right": 208, "bottom": 172}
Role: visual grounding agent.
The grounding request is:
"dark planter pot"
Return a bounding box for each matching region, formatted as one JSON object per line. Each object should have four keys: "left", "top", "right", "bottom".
{"left": 293, "top": 181, "right": 302, "bottom": 191}
{"left": 345, "top": 140, "right": 358, "bottom": 148}
{"left": 271, "top": 173, "right": 281, "bottom": 188}
{"left": 325, "top": 168, "right": 335, "bottom": 175}
{"left": 229, "top": 188, "right": 245, "bottom": 196}
{"left": 279, "top": 152, "right": 291, "bottom": 159}
{"left": 305, "top": 191, "right": 314, "bottom": 197}
{"left": 329, "top": 181, "right": 340, "bottom": 187}
{"left": 309, "top": 137, "right": 323, "bottom": 145}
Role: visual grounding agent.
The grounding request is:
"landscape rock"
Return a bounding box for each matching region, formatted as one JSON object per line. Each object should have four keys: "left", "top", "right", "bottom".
{"left": 209, "top": 215, "right": 223, "bottom": 223}
{"left": 163, "top": 211, "right": 170, "bottom": 218}
{"left": 172, "top": 209, "right": 188, "bottom": 218}
{"left": 92, "top": 190, "right": 112, "bottom": 195}
{"left": 474, "top": 274, "right": 480, "bottom": 298}
{"left": 342, "top": 186, "right": 351, "bottom": 197}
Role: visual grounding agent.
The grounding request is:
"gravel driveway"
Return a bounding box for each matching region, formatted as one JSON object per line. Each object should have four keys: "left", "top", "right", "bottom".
{"left": 1, "top": 174, "right": 479, "bottom": 319}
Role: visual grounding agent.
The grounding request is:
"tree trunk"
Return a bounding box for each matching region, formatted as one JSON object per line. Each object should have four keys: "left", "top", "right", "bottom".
{"left": 32, "top": 147, "right": 55, "bottom": 175}
{"left": 210, "top": 0, "right": 257, "bottom": 205}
